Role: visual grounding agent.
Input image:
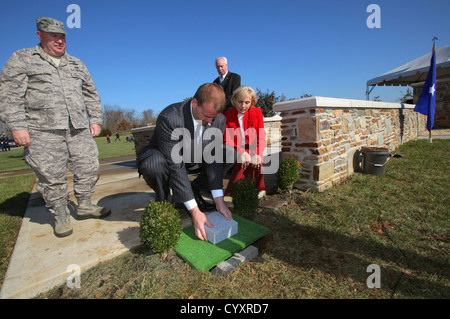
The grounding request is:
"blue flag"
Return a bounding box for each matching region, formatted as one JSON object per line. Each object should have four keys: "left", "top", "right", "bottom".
{"left": 414, "top": 43, "right": 437, "bottom": 131}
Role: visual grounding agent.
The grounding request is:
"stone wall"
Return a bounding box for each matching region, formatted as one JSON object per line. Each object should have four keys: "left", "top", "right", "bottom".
{"left": 131, "top": 125, "right": 155, "bottom": 159}
{"left": 412, "top": 78, "right": 450, "bottom": 129}
{"left": 263, "top": 115, "right": 282, "bottom": 150}
{"left": 273, "top": 96, "right": 427, "bottom": 192}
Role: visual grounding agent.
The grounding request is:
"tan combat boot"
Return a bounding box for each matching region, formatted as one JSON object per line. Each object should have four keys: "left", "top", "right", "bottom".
{"left": 76, "top": 198, "right": 111, "bottom": 220}
{"left": 53, "top": 203, "right": 73, "bottom": 238}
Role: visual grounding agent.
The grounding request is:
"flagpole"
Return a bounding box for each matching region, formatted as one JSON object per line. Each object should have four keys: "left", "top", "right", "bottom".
{"left": 414, "top": 36, "right": 437, "bottom": 144}
{"left": 429, "top": 36, "right": 438, "bottom": 144}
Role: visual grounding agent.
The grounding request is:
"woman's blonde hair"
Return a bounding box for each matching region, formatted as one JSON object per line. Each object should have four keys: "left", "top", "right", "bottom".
{"left": 231, "top": 85, "right": 257, "bottom": 108}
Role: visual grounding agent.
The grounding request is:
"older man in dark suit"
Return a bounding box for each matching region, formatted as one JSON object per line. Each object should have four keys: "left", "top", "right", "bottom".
{"left": 213, "top": 57, "right": 241, "bottom": 112}
{"left": 137, "top": 83, "right": 232, "bottom": 241}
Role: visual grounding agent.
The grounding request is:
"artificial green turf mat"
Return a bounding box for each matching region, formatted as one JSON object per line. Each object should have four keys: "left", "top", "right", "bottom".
{"left": 174, "top": 213, "right": 270, "bottom": 272}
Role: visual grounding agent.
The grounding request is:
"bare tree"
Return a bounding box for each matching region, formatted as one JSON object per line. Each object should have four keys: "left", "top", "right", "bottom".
{"left": 123, "top": 109, "right": 136, "bottom": 125}
{"left": 103, "top": 104, "right": 125, "bottom": 133}
{"left": 141, "top": 109, "right": 157, "bottom": 126}
{"left": 102, "top": 104, "right": 159, "bottom": 131}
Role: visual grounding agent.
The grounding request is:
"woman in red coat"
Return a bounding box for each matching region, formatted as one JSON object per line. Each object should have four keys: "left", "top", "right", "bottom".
{"left": 223, "top": 86, "right": 266, "bottom": 197}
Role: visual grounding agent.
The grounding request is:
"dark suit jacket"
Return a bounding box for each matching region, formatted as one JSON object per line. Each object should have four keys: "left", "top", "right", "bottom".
{"left": 137, "top": 99, "right": 226, "bottom": 203}
{"left": 213, "top": 71, "right": 241, "bottom": 111}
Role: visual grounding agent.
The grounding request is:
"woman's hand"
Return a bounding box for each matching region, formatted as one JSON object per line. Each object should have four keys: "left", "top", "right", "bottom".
{"left": 240, "top": 152, "right": 251, "bottom": 169}
{"left": 251, "top": 154, "right": 262, "bottom": 169}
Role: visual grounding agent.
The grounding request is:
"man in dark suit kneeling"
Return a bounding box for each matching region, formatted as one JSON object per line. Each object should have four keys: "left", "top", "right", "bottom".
{"left": 137, "top": 83, "right": 232, "bottom": 241}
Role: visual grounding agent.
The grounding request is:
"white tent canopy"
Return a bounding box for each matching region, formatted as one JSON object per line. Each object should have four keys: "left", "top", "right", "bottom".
{"left": 366, "top": 46, "right": 450, "bottom": 98}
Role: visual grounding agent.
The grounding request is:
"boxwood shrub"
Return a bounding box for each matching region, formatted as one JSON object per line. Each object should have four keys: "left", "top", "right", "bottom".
{"left": 230, "top": 177, "right": 259, "bottom": 215}
{"left": 139, "top": 201, "right": 182, "bottom": 254}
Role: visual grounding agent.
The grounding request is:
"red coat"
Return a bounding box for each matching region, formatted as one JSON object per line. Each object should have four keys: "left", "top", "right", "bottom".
{"left": 223, "top": 106, "right": 266, "bottom": 195}
{"left": 223, "top": 106, "right": 266, "bottom": 157}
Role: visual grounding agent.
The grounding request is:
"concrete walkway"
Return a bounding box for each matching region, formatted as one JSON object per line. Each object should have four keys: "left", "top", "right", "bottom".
{"left": 417, "top": 128, "right": 450, "bottom": 140}
{"left": 1, "top": 156, "right": 160, "bottom": 299}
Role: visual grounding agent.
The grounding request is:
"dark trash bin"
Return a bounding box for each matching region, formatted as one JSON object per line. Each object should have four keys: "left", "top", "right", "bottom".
{"left": 361, "top": 147, "right": 390, "bottom": 176}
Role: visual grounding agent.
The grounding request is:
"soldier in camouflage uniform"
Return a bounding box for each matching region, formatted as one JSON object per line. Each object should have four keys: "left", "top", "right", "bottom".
{"left": 0, "top": 17, "right": 111, "bottom": 237}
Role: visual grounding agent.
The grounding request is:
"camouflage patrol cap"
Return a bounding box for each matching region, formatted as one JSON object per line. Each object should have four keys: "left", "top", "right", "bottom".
{"left": 36, "top": 17, "right": 68, "bottom": 35}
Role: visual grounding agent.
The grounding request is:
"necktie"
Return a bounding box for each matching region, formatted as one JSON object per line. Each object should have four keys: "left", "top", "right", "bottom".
{"left": 193, "top": 122, "right": 204, "bottom": 164}
{"left": 194, "top": 121, "right": 204, "bottom": 148}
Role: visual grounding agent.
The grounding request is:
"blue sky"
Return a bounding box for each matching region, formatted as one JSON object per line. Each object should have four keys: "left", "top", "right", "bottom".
{"left": 1, "top": 0, "right": 449, "bottom": 115}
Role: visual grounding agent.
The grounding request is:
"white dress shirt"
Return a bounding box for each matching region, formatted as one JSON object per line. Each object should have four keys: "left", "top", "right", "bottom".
{"left": 219, "top": 71, "right": 228, "bottom": 84}
{"left": 184, "top": 101, "right": 223, "bottom": 210}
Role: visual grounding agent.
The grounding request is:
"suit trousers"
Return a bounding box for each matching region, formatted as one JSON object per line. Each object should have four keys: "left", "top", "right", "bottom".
{"left": 139, "top": 144, "right": 237, "bottom": 202}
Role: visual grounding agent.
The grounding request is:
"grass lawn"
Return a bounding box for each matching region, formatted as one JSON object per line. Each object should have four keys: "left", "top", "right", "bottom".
{"left": 34, "top": 139, "right": 448, "bottom": 299}
{"left": 0, "top": 174, "right": 36, "bottom": 281}
{"left": 94, "top": 132, "right": 136, "bottom": 160}
{"left": 0, "top": 132, "right": 136, "bottom": 174}
{"left": 0, "top": 147, "right": 29, "bottom": 173}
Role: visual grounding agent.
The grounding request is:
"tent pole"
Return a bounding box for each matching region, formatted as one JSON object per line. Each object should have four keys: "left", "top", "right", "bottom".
{"left": 366, "top": 85, "right": 375, "bottom": 100}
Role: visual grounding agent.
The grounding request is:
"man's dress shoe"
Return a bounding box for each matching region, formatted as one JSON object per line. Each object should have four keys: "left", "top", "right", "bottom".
{"left": 194, "top": 191, "right": 216, "bottom": 212}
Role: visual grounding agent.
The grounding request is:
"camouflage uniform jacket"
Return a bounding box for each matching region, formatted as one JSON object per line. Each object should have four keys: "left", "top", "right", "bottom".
{"left": 0, "top": 44, "right": 102, "bottom": 131}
